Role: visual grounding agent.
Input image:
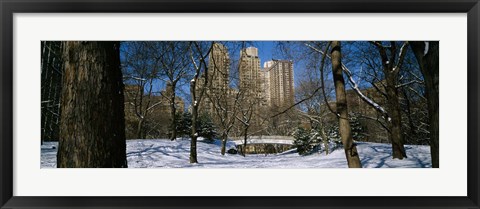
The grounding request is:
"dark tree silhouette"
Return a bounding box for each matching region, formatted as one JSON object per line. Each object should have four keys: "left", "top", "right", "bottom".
{"left": 410, "top": 41, "right": 439, "bottom": 168}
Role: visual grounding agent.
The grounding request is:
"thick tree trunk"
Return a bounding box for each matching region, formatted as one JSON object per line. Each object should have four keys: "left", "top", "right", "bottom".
{"left": 371, "top": 41, "right": 408, "bottom": 160}
{"left": 331, "top": 41, "right": 362, "bottom": 168}
{"left": 410, "top": 41, "right": 439, "bottom": 168}
{"left": 57, "top": 41, "right": 127, "bottom": 168}
{"left": 385, "top": 74, "right": 407, "bottom": 159}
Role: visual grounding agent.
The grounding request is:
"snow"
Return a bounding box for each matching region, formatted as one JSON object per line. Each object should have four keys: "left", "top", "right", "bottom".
{"left": 232, "top": 138, "right": 294, "bottom": 145}
{"left": 128, "top": 76, "right": 147, "bottom": 81}
{"left": 41, "top": 139, "right": 431, "bottom": 168}
{"left": 424, "top": 41, "right": 429, "bottom": 56}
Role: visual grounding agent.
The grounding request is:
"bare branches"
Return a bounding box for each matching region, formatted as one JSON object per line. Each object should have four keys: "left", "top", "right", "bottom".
{"left": 270, "top": 85, "right": 323, "bottom": 118}
{"left": 306, "top": 42, "right": 390, "bottom": 119}
{"left": 393, "top": 41, "right": 410, "bottom": 73}
{"left": 318, "top": 42, "right": 338, "bottom": 117}
{"left": 395, "top": 80, "right": 423, "bottom": 88}
{"left": 359, "top": 114, "right": 390, "bottom": 133}
{"left": 123, "top": 76, "right": 147, "bottom": 81}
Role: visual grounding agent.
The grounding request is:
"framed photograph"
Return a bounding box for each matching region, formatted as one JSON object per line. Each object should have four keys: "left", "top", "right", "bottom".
{"left": 1, "top": 0, "right": 479, "bottom": 208}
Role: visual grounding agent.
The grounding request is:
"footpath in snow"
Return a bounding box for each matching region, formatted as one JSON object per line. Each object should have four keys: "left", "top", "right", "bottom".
{"left": 41, "top": 138, "right": 431, "bottom": 168}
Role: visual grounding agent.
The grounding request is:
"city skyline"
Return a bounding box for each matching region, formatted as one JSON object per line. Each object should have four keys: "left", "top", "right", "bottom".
{"left": 122, "top": 42, "right": 300, "bottom": 106}
{"left": 136, "top": 42, "right": 298, "bottom": 111}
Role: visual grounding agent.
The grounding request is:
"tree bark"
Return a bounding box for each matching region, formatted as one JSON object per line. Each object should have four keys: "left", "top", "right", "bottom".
{"left": 330, "top": 41, "right": 362, "bottom": 168}
{"left": 136, "top": 118, "right": 144, "bottom": 139}
{"left": 170, "top": 84, "right": 177, "bottom": 141}
{"left": 242, "top": 126, "right": 249, "bottom": 157}
{"left": 221, "top": 132, "right": 228, "bottom": 155}
{"left": 190, "top": 81, "right": 198, "bottom": 163}
{"left": 57, "top": 41, "right": 127, "bottom": 168}
{"left": 371, "top": 41, "right": 408, "bottom": 159}
{"left": 319, "top": 125, "right": 329, "bottom": 155}
{"left": 385, "top": 72, "right": 407, "bottom": 159}
{"left": 410, "top": 41, "right": 439, "bottom": 168}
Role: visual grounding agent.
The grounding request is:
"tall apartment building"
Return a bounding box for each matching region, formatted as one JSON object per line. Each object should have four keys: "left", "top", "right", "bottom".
{"left": 262, "top": 61, "right": 273, "bottom": 106}
{"left": 263, "top": 60, "right": 294, "bottom": 108}
{"left": 239, "top": 47, "right": 262, "bottom": 99}
{"left": 208, "top": 43, "right": 230, "bottom": 92}
{"left": 200, "top": 43, "right": 231, "bottom": 114}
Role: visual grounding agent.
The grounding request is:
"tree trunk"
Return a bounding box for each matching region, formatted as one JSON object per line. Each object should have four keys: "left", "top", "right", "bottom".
{"left": 57, "top": 41, "right": 127, "bottom": 168}
{"left": 170, "top": 91, "right": 177, "bottom": 141}
{"left": 371, "top": 41, "right": 408, "bottom": 160}
{"left": 410, "top": 41, "right": 439, "bottom": 168}
{"left": 242, "top": 126, "right": 249, "bottom": 157}
{"left": 330, "top": 41, "right": 362, "bottom": 168}
{"left": 385, "top": 73, "right": 407, "bottom": 159}
{"left": 136, "top": 119, "right": 144, "bottom": 139}
{"left": 320, "top": 125, "right": 329, "bottom": 155}
{"left": 221, "top": 132, "right": 228, "bottom": 155}
{"left": 190, "top": 81, "right": 198, "bottom": 163}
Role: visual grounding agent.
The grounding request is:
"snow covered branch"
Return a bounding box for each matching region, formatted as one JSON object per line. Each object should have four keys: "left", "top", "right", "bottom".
{"left": 395, "top": 80, "right": 423, "bottom": 88}
{"left": 392, "top": 41, "right": 409, "bottom": 73}
{"left": 123, "top": 76, "right": 147, "bottom": 81}
{"left": 305, "top": 43, "right": 390, "bottom": 119}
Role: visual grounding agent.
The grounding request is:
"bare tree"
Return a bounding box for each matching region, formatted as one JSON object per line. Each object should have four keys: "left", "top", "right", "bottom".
{"left": 121, "top": 42, "right": 162, "bottom": 139}
{"left": 57, "top": 41, "right": 127, "bottom": 168}
{"left": 146, "top": 42, "right": 192, "bottom": 141}
{"left": 209, "top": 90, "right": 240, "bottom": 155}
{"left": 330, "top": 41, "right": 362, "bottom": 168}
{"left": 189, "top": 41, "right": 214, "bottom": 163}
{"left": 369, "top": 41, "right": 409, "bottom": 159}
{"left": 410, "top": 41, "right": 439, "bottom": 168}
{"left": 306, "top": 41, "right": 410, "bottom": 160}
{"left": 207, "top": 78, "right": 241, "bottom": 155}
{"left": 295, "top": 42, "right": 336, "bottom": 155}
{"left": 235, "top": 90, "right": 257, "bottom": 157}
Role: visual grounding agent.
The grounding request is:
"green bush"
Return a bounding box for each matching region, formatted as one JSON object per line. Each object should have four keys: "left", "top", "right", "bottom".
{"left": 175, "top": 112, "right": 217, "bottom": 141}
{"left": 292, "top": 127, "right": 320, "bottom": 155}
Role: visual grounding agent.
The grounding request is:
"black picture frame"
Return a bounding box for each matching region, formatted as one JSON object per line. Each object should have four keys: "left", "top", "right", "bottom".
{"left": 1, "top": 0, "right": 479, "bottom": 208}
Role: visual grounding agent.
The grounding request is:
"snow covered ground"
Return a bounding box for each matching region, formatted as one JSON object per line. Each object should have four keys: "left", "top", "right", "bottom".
{"left": 41, "top": 139, "right": 431, "bottom": 168}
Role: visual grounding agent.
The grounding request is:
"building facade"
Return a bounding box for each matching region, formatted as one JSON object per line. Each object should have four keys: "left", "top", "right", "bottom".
{"left": 201, "top": 43, "right": 231, "bottom": 115}
{"left": 263, "top": 60, "right": 294, "bottom": 108}
{"left": 208, "top": 43, "right": 230, "bottom": 92}
{"left": 239, "top": 47, "right": 263, "bottom": 100}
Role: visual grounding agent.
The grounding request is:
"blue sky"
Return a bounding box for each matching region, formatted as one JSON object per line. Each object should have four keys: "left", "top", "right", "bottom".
{"left": 254, "top": 41, "right": 276, "bottom": 64}
{"left": 247, "top": 41, "right": 307, "bottom": 86}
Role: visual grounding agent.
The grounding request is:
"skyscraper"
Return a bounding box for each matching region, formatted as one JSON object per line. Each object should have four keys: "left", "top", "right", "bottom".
{"left": 208, "top": 43, "right": 230, "bottom": 92}
{"left": 263, "top": 60, "right": 294, "bottom": 108}
{"left": 200, "top": 42, "right": 231, "bottom": 114}
{"left": 239, "top": 47, "right": 262, "bottom": 98}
